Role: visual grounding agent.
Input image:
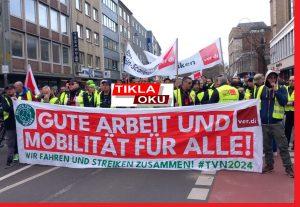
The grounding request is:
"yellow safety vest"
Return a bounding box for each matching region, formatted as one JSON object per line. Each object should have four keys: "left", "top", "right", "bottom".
{"left": 208, "top": 89, "right": 214, "bottom": 100}
{"left": 285, "top": 86, "right": 294, "bottom": 112}
{"left": 217, "top": 85, "right": 239, "bottom": 103}
{"left": 17, "top": 91, "right": 32, "bottom": 101}
{"left": 197, "top": 92, "right": 205, "bottom": 103}
{"left": 190, "top": 90, "right": 196, "bottom": 104}
{"left": 59, "top": 92, "right": 67, "bottom": 105}
{"left": 41, "top": 97, "right": 59, "bottom": 105}
{"left": 245, "top": 88, "right": 252, "bottom": 100}
{"left": 3, "top": 97, "right": 10, "bottom": 121}
{"left": 61, "top": 90, "right": 85, "bottom": 107}
{"left": 256, "top": 85, "right": 285, "bottom": 119}
{"left": 88, "top": 91, "right": 99, "bottom": 107}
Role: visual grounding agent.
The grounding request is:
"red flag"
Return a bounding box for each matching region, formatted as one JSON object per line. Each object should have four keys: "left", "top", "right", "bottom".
{"left": 25, "top": 64, "right": 40, "bottom": 96}
{"left": 190, "top": 71, "right": 202, "bottom": 80}
{"left": 199, "top": 42, "right": 220, "bottom": 66}
{"left": 158, "top": 41, "right": 177, "bottom": 70}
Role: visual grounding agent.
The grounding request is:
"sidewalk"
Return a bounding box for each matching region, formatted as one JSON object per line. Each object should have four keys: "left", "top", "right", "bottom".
{"left": 208, "top": 154, "right": 294, "bottom": 203}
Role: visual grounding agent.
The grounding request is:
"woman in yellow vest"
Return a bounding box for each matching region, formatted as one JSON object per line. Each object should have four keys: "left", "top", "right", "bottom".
{"left": 256, "top": 70, "right": 293, "bottom": 178}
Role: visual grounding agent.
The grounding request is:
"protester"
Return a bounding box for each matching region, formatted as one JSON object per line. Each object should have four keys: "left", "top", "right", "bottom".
{"left": 61, "top": 79, "right": 85, "bottom": 106}
{"left": 256, "top": 70, "right": 293, "bottom": 177}
{"left": 164, "top": 78, "right": 172, "bottom": 84}
{"left": 190, "top": 80, "right": 201, "bottom": 104}
{"left": 40, "top": 86, "right": 60, "bottom": 104}
{"left": 174, "top": 78, "right": 183, "bottom": 90}
{"left": 209, "top": 76, "right": 240, "bottom": 103}
{"left": 174, "top": 77, "right": 194, "bottom": 106}
{"left": 253, "top": 74, "right": 265, "bottom": 98}
{"left": 245, "top": 77, "right": 255, "bottom": 99}
{"left": 14, "top": 81, "right": 33, "bottom": 101}
{"left": 284, "top": 76, "right": 294, "bottom": 150}
{"left": 1, "top": 85, "right": 18, "bottom": 166}
{"left": 83, "top": 83, "right": 99, "bottom": 107}
{"left": 97, "top": 80, "right": 111, "bottom": 108}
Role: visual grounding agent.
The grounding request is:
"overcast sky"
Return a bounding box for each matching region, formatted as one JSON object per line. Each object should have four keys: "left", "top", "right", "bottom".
{"left": 122, "top": 0, "right": 271, "bottom": 64}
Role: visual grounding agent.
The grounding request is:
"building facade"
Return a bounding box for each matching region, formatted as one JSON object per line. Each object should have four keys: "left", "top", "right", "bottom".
{"left": 0, "top": 0, "right": 72, "bottom": 87}
{"left": 71, "top": 0, "right": 104, "bottom": 81}
{"left": 228, "top": 22, "right": 272, "bottom": 77}
{"left": 130, "top": 16, "right": 148, "bottom": 64}
{"left": 118, "top": 0, "right": 132, "bottom": 76}
{"left": 147, "top": 30, "right": 161, "bottom": 56}
{"left": 101, "top": 0, "right": 120, "bottom": 80}
{"left": 268, "top": 0, "right": 294, "bottom": 80}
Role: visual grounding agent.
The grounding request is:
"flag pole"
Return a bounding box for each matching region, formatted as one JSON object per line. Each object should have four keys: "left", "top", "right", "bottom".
{"left": 175, "top": 38, "right": 179, "bottom": 107}
{"left": 218, "top": 38, "right": 225, "bottom": 75}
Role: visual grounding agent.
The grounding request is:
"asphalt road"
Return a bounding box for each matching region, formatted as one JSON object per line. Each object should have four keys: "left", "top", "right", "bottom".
{"left": 0, "top": 146, "right": 216, "bottom": 203}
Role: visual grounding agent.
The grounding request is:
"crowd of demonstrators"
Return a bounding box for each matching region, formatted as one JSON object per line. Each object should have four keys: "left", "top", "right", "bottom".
{"left": 0, "top": 71, "right": 295, "bottom": 177}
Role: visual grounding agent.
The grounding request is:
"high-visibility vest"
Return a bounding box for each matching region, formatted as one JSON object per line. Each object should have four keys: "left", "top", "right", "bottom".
{"left": 174, "top": 89, "right": 182, "bottom": 106}
{"left": 245, "top": 88, "right": 252, "bottom": 100}
{"left": 59, "top": 92, "right": 67, "bottom": 105}
{"left": 41, "top": 97, "right": 59, "bottom": 105}
{"left": 18, "top": 90, "right": 32, "bottom": 101}
{"left": 190, "top": 90, "right": 196, "bottom": 104}
{"left": 3, "top": 97, "right": 10, "bottom": 121}
{"left": 216, "top": 85, "right": 239, "bottom": 103}
{"left": 285, "top": 86, "right": 294, "bottom": 112}
{"left": 208, "top": 89, "right": 214, "bottom": 100}
{"left": 96, "top": 91, "right": 111, "bottom": 108}
{"left": 256, "top": 85, "right": 285, "bottom": 119}
{"left": 88, "top": 91, "right": 99, "bottom": 107}
{"left": 197, "top": 92, "right": 205, "bottom": 103}
{"left": 61, "top": 90, "right": 85, "bottom": 107}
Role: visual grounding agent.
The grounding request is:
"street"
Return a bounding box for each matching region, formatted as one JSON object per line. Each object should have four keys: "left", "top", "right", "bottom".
{"left": 0, "top": 147, "right": 294, "bottom": 203}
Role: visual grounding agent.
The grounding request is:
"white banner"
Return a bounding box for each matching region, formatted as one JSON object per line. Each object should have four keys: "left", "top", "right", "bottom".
{"left": 144, "top": 39, "right": 223, "bottom": 77}
{"left": 14, "top": 100, "right": 263, "bottom": 172}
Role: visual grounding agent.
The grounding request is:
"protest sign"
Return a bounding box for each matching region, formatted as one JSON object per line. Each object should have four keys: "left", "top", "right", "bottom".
{"left": 14, "top": 100, "right": 263, "bottom": 172}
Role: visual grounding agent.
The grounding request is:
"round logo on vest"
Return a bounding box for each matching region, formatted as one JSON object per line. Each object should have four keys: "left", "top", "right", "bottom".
{"left": 15, "top": 104, "right": 35, "bottom": 127}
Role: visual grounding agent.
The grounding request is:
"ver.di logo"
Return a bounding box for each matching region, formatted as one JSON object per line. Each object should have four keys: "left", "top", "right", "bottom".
{"left": 15, "top": 104, "right": 35, "bottom": 127}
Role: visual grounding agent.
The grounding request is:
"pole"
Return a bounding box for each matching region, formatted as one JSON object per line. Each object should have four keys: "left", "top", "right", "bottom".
{"left": 175, "top": 38, "right": 179, "bottom": 107}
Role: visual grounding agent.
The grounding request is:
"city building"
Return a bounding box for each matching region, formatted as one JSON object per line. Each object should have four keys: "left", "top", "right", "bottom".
{"left": 118, "top": 0, "right": 132, "bottom": 76}
{"left": 147, "top": 31, "right": 161, "bottom": 56}
{"left": 101, "top": 0, "right": 120, "bottom": 80}
{"left": 268, "top": 0, "right": 294, "bottom": 80}
{"left": 228, "top": 22, "right": 272, "bottom": 77}
{"left": 130, "top": 16, "right": 148, "bottom": 64}
{"left": 0, "top": 0, "right": 72, "bottom": 87}
{"left": 71, "top": 0, "right": 104, "bottom": 81}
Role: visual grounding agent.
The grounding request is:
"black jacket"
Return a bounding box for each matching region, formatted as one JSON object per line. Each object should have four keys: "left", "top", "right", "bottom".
{"left": 1, "top": 95, "right": 16, "bottom": 130}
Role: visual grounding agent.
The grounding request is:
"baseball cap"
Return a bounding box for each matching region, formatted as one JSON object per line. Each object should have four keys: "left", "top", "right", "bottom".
{"left": 101, "top": 79, "right": 111, "bottom": 85}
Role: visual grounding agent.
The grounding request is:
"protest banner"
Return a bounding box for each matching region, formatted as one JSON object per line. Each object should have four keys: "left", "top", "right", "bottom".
{"left": 143, "top": 39, "right": 223, "bottom": 78}
{"left": 13, "top": 100, "right": 263, "bottom": 172}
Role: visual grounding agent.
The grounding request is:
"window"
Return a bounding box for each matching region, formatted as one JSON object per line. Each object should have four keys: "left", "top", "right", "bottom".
{"left": 52, "top": 43, "right": 60, "bottom": 64}
{"left": 38, "top": 3, "right": 48, "bottom": 28}
{"left": 94, "top": 32, "right": 100, "bottom": 45}
{"left": 27, "top": 35, "right": 38, "bottom": 60}
{"left": 127, "top": 14, "right": 130, "bottom": 24}
{"left": 25, "top": 0, "right": 36, "bottom": 23}
{"left": 102, "top": 15, "right": 117, "bottom": 32}
{"left": 95, "top": 56, "right": 100, "bottom": 69}
{"left": 103, "top": 0, "right": 117, "bottom": 13}
{"left": 40, "top": 40, "right": 50, "bottom": 61}
{"left": 123, "top": 11, "right": 126, "bottom": 21}
{"left": 79, "top": 52, "right": 85, "bottom": 65}
{"left": 84, "top": 2, "right": 91, "bottom": 16}
{"left": 10, "top": 0, "right": 22, "bottom": 18}
{"left": 50, "top": 9, "right": 59, "bottom": 32}
{"left": 77, "top": 24, "right": 83, "bottom": 38}
{"left": 86, "top": 28, "right": 91, "bottom": 42}
{"left": 62, "top": 47, "right": 69, "bottom": 65}
{"left": 93, "top": 8, "right": 99, "bottom": 21}
{"left": 87, "top": 54, "right": 93, "bottom": 67}
{"left": 103, "top": 36, "right": 118, "bottom": 52}
{"left": 120, "top": 25, "right": 123, "bottom": 33}
{"left": 76, "top": 0, "right": 81, "bottom": 10}
{"left": 60, "top": 14, "right": 68, "bottom": 35}
{"left": 119, "top": 7, "right": 122, "bottom": 16}
{"left": 104, "top": 58, "right": 118, "bottom": 70}
{"left": 11, "top": 32, "right": 24, "bottom": 57}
